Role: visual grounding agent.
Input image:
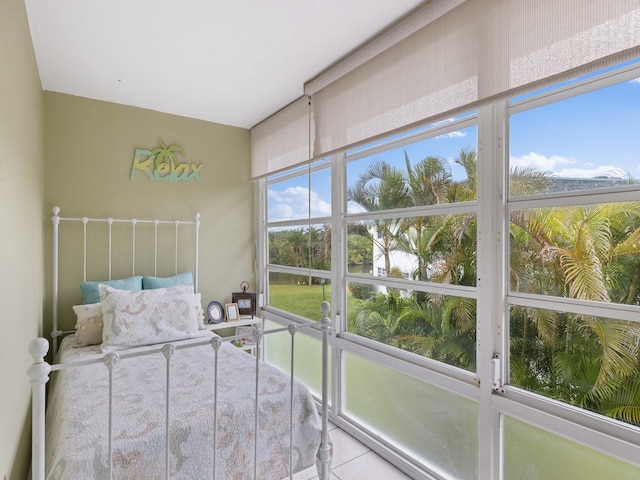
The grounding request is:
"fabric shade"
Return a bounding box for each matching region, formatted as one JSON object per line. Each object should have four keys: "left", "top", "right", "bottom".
{"left": 250, "top": 96, "right": 313, "bottom": 180}
{"left": 308, "top": 0, "right": 640, "bottom": 157}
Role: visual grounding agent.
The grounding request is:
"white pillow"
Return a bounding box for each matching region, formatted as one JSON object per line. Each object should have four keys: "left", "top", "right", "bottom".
{"left": 194, "top": 292, "right": 206, "bottom": 328}
{"left": 99, "top": 284, "right": 200, "bottom": 352}
{"left": 72, "top": 303, "right": 104, "bottom": 346}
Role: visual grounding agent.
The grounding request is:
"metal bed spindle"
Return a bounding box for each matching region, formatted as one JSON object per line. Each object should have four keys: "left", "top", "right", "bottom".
{"left": 161, "top": 343, "right": 176, "bottom": 480}
{"left": 210, "top": 336, "right": 223, "bottom": 478}
{"left": 104, "top": 352, "right": 119, "bottom": 480}
{"left": 50, "top": 207, "right": 200, "bottom": 357}
{"left": 288, "top": 323, "right": 297, "bottom": 480}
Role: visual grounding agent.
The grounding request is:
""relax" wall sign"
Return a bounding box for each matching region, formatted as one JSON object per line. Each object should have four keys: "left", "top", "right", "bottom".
{"left": 130, "top": 140, "right": 203, "bottom": 182}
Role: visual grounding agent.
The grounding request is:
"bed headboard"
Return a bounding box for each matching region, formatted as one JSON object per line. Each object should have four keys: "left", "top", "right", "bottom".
{"left": 50, "top": 206, "right": 200, "bottom": 354}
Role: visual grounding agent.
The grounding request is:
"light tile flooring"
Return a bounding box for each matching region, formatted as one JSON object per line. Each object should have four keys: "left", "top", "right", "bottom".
{"left": 289, "top": 423, "right": 412, "bottom": 480}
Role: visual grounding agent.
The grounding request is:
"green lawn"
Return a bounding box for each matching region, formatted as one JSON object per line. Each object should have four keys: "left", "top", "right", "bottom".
{"left": 268, "top": 283, "right": 360, "bottom": 326}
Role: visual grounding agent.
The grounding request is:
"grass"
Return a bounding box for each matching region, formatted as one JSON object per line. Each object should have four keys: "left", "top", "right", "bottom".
{"left": 268, "top": 283, "right": 361, "bottom": 326}
{"left": 269, "top": 283, "right": 331, "bottom": 320}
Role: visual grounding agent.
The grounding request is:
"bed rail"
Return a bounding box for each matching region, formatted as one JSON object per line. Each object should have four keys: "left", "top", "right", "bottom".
{"left": 29, "top": 302, "right": 332, "bottom": 480}
{"left": 50, "top": 207, "right": 200, "bottom": 356}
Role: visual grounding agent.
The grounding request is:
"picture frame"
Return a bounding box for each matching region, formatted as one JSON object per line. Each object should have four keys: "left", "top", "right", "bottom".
{"left": 207, "top": 300, "right": 225, "bottom": 324}
{"left": 232, "top": 291, "right": 257, "bottom": 317}
{"left": 225, "top": 302, "right": 240, "bottom": 322}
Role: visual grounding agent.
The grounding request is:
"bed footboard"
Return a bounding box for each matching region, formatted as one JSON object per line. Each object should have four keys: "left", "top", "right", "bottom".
{"left": 28, "top": 304, "right": 332, "bottom": 480}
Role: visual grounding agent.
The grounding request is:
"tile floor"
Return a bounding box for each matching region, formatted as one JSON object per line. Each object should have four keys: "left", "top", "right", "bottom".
{"left": 289, "top": 423, "right": 412, "bottom": 480}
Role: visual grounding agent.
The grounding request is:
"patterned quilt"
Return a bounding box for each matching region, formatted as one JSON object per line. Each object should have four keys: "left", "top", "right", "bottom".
{"left": 45, "top": 333, "right": 323, "bottom": 479}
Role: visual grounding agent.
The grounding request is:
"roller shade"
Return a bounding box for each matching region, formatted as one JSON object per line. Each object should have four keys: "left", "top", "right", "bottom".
{"left": 308, "top": 0, "right": 640, "bottom": 157}
{"left": 250, "top": 96, "right": 313, "bottom": 180}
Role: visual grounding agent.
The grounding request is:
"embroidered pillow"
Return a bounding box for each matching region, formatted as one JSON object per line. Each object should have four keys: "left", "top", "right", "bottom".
{"left": 99, "top": 284, "right": 200, "bottom": 352}
{"left": 72, "top": 303, "right": 104, "bottom": 346}
{"left": 193, "top": 292, "right": 206, "bottom": 329}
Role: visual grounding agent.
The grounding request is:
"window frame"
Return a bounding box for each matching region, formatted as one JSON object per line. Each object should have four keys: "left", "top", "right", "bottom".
{"left": 500, "top": 62, "right": 640, "bottom": 455}
{"left": 255, "top": 61, "right": 640, "bottom": 478}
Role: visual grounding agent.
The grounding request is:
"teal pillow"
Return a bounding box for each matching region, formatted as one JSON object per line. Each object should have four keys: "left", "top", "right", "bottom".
{"left": 142, "top": 272, "right": 193, "bottom": 290}
{"left": 80, "top": 276, "right": 143, "bottom": 304}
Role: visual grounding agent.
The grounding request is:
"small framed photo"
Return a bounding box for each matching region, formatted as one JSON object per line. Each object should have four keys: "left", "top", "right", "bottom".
{"left": 225, "top": 303, "right": 240, "bottom": 322}
{"left": 236, "top": 326, "right": 256, "bottom": 345}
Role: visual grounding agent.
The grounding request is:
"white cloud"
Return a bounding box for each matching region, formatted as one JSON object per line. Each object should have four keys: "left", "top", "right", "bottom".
{"left": 510, "top": 152, "right": 576, "bottom": 172}
{"left": 510, "top": 152, "right": 628, "bottom": 178}
{"left": 437, "top": 130, "right": 466, "bottom": 139}
{"left": 268, "top": 186, "right": 331, "bottom": 221}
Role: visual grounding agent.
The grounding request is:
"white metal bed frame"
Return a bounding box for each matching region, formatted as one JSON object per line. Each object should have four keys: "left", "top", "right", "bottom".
{"left": 49, "top": 206, "right": 202, "bottom": 356}
{"left": 28, "top": 207, "right": 331, "bottom": 480}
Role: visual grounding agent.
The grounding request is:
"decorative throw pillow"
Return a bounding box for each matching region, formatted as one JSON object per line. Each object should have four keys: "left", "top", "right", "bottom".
{"left": 72, "top": 303, "right": 104, "bottom": 346}
{"left": 193, "top": 292, "right": 206, "bottom": 328}
{"left": 99, "top": 283, "right": 200, "bottom": 352}
{"left": 80, "top": 276, "right": 143, "bottom": 304}
{"left": 142, "top": 272, "right": 193, "bottom": 289}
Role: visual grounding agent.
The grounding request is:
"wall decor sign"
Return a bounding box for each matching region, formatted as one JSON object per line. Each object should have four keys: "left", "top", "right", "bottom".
{"left": 130, "top": 139, "right": 203, "bottom": 182}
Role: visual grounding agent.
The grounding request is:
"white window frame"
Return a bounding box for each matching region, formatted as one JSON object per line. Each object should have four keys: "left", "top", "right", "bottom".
{"left": 496, "top": 61, "right": 640, "bottom": 467}
{"left": 255, "top": 61, "right": 640, "bottom": 479}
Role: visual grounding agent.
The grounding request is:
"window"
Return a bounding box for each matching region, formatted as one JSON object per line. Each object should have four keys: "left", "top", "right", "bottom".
{"left": 344, "top": 117, "right": 478, "bottom": 371}
{"left": 257, "top": 60, "right": 640, "bottom": 479}
{"left": 507, "top": 66, "right": 640, "bottom": 425}
{"left": 264, "top": 160, "right": 332, "bottom": 318}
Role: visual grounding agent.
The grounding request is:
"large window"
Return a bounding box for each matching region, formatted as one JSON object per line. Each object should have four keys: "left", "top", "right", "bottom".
{"left": 344, "top": 118, "right": 478, "bottom": 371}
{"left": 257, "top": 60, "right": 640, "bottom": 479}
{"left": 264, "top": 160, "right": 332, "bottom": 318}
{"left": 507, "top": 65, "right": 640, "bottom": 426}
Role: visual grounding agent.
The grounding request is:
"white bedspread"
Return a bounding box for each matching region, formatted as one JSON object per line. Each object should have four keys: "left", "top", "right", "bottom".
{"left": 45, "top": 332, "right": 322, "bottom": 479}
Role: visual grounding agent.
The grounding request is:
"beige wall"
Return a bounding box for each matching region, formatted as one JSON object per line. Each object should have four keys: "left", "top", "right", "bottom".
{"left": 44, "top": 93, "right": 254, "bottom": 334}
{"left": 0, "top": 2, "right": 253, "bottom": 477}
{"left": 0, "top": 0, "right": 45, "bottom": 479}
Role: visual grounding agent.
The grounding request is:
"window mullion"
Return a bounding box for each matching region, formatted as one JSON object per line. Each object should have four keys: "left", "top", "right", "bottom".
{"left": 331, "top": 153, "right": 345, "bottom": 421}
{"left": 476, "top": 102, "right": 508, "bottom": 480}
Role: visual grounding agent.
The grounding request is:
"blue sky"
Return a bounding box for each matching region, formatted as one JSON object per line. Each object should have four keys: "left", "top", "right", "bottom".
{"left": 510, "top": 77, "right": 640, "bottom": 179}
{"left": 268, "top": 70, "right": 640, "bottom": 222}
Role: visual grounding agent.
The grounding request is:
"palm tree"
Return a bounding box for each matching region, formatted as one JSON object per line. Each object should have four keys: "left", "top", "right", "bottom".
{"left": 403, "top": 151, "right": 452, "bottom": 281}
{"left": 151, "top": 139, "right": 185, "bottom": 170}
{"left": 347, "top": 160, "right": 411, "bottom": 276}
{"left": 287, "top": 229, "right": 308, "bottom": 268}
{"left": 347, "top": 144, "right": 640, "bottom": 425}
{"left": 509, "top": 200, "right": 640, "bottom": 425}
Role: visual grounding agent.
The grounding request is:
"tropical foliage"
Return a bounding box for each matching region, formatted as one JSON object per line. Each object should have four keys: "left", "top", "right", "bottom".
{"left": 268, "top": 225, "right": 332, "bottom": 274}
{"left": 267, "top": 143, "right": 640, "bottom": 425}
{"left": 344, "top": 147, "right": 640, "bottom": 426}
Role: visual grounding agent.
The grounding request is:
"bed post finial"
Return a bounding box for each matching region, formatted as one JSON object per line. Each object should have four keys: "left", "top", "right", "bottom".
{"left": 52, "top": 207, "right": 60, "bottom": 229}
{"left": 28, "top": 337, "right": 49, "bottom": 365}
{"left": 320, "top": 301, "right": 330, "bottom": 319}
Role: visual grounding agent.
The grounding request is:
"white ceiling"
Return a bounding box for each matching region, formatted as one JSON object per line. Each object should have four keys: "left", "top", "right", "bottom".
{"left": 24, "top": 0, "right": 427, "bottom": 129}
